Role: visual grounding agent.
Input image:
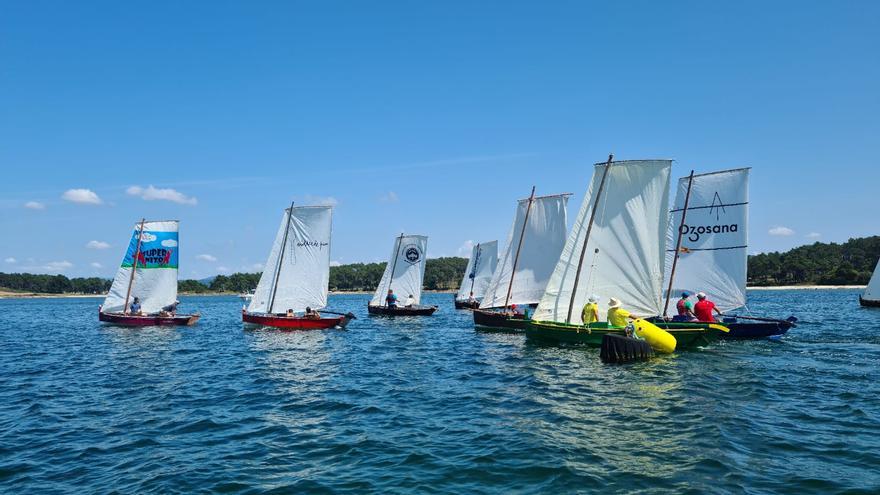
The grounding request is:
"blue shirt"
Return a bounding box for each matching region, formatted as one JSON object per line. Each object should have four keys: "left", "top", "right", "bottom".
{"left": 130, "top": 302, "right": 141, "bottom": 312}
{"left": 386, "top": 294, "right": 398, "bottom": 306}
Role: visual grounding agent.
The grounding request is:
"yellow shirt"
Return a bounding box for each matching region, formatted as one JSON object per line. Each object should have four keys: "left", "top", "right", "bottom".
{"left": 581, "top": 302, "right": 598, "bottom": 324}
{"left": 607, "top": 307, "right": 631, "bottom": 328}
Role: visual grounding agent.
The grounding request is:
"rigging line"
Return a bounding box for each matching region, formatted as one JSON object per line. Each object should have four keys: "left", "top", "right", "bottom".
{"left": 669, "top": 202, "right": 747, "bottom": 213}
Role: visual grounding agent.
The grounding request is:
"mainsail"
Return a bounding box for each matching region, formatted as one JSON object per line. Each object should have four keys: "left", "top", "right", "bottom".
{"left": 663, "top": 168, "right": 749, "bottom": 314}
{"left": 455, "top": 241, "right": 498, "bottom": 302}
{"left": 370, "top": 234, "right": 429, "bottom": 306}
{"left": 479, "top": 194, "right": 570, "bottom": 309}
{"left": 863, "top": 259, "right": 880, "bottom": 302}
{"left": 533, "top": 160, "right": 672, "bottom": 323}
{"left": 248, "top": 206, "right": 333, "bottom": 314}
{"left": 102, "top": 220, "right": 180, "bottom": 314}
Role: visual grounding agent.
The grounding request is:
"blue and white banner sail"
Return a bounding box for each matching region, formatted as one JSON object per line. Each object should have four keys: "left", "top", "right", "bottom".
{"left": 455, "top": 241, "right": 498, "bottom": 302}
{"left": 370, "top": 235, "right": 429, "bottom": 306}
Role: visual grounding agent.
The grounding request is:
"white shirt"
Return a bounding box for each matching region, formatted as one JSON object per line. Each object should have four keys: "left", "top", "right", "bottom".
{"left": 404, "top": 296, "right": 415, "bottom": 307}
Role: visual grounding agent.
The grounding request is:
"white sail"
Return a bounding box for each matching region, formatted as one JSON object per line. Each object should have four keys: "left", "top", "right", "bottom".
{"left": 248, "top": 206, "right": 333, "bottom": 314}
{"left": 533, "top": 160, "right": 672, "bottom": 323}
{"left": 863, "top": 259, "right": 880, "bottom": 301}
{"left": 663, "top": 168, "right": 749, "bottom": 314}
{"left": 480, "top": 194, "right": 570, "bottom": 309}
{"left": 370, "top": 235, "right": 429, "bottom": 306}
{"left": 102, "top": 220, "right": 180, "bottom": 314}
{"left": 455, "top": 241, "right": 499, "bottom": 302}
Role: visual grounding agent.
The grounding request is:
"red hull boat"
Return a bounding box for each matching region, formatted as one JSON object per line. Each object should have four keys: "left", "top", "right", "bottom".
{"left": 242, "top": 309, "right": 353, "bottom": 329}
{"left": 99, "top": 309, "right": 200, "bottom": 326}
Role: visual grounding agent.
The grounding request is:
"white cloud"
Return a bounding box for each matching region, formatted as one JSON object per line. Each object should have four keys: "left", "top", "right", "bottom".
{"left": 127, "top": 185, "right": 197, "bottom": 205}
{"left": 806, "top": 232, "right": 821, "bottom": 239}
{"left": 61, "top": 188, "right": 103, "bottom": 205}
{"left": 457, "top": 240, "right": 475, "bottom": 257}
{"left": 24, "top": 201, "right": 45, "bottom": 210}
{"left": 768, "top": 226, "right": 795, "bottom": 236}
{"left": 196, "top": 254, "right": 217, "bottom": 262}
{"left": 86, "top": 240, "right": 111, "bottom": 250}
{"left": 161, "top": 239, "right": 178, "bottom": 247}
{"left": 90, "top": 262, "right": 103, "bottom": 268}
{"left": 4, "top": 257, "right": 16, "bottom": 264}
{"left": 379, "top": 191, "right": 399, "bottom": 203}
{"left": 330, "top": 260, "right": 342, "bottom": 267}
{"left": 44, "top": 261, "right": 73, "bottom": 272}
{"left": 217, "top": 266, "right": 229, "bottom": 272}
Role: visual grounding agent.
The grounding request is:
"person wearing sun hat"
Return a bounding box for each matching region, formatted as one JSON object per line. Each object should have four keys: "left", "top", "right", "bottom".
{"left": 606, "top": 297, "right": 634, "bottom": 328}
{"left": 581, "top": 294, "right": 600, "bottom": 325}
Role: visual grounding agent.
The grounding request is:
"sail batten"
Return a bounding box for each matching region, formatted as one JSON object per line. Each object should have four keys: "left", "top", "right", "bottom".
{"left": 455, "top": 241, "right": 498, "bottom": 302}
{"left": 102, "top": 220, "right": 180, "bottom": 314}
{"left": 370, "top": 235, "right": 429, "bottom": 306}
{"left": 248, "top": 206, "right": 333, "bottom": 314}
{"left": 479, "top": 194, "right": 570, "bottom": 309}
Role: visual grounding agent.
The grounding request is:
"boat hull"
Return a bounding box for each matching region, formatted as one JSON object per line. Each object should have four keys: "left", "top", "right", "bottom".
{"left": 99, "top": 311, "right": 200, "bottom": 326}
{"left": 454, "top": 300, "right": 480, "bottom": 309}
{"left": 472, "top": 309, "right": 530, "bottom": 331}
{"left": 525, "top": 320, "right": 726, "bottom": 349}
{"left": 367, "top": 305, "right": 437, "bottom": 316}
{"left": 242, "top": 311, "right": 352, "bottom": 329}
{"left": 648, "top": 317, "right": 795, "bottom": 340}
{"left": 859, "top": 295, "right": 880, "bottom": 307}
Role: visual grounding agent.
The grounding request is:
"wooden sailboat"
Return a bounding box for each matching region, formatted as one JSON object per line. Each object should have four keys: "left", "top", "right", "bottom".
{"left": 656, "top": 168, "right": 796, "bottom": 338}
{"left": 367, "top": 234, "right": 437, "bottom": 316}
{"left": 526, "top": 156, "right": 727, "bottom": 348}
{"left": 242, "top": 203, "right": 354, "bottom": 329}
{"left": 859, "top": 258, "right": 880, "bottom": 307}
{"left": 472, "top": 188, "right": 571, "bottom": 330}
{"left": 98, "top": 219, "right": 199, "bottom": 326}
{"left": 454, "top": 241, "right": 498, "bottom": 309}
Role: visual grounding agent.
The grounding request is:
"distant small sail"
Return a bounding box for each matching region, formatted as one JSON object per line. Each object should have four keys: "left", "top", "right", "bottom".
{"left": 864, "top": 259, "right": 880, "bottom": 302}
{"left": 102, "top": 220, "right": 180, "bottom": 314}
{"left": 455, "top": 241, "right": 498, "bottom": 302}
{"left": 370, "top": 235, "right": 429, "bottom": 307}
{"left": 248, "top": 206, "right": 333, "bottom": 314}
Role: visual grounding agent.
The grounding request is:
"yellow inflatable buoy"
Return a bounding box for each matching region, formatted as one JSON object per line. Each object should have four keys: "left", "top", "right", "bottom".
{"left": 632, "top": 318, "right": 677, "bottom": 354}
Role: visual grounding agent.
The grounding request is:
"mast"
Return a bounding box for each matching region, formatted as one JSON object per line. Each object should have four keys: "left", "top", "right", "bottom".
{"left": 469, "top": 243, "right": 480, "bottom": 296}
{"left": 123, "top": 218, "right": 146, "bottom": 314}
{"left": 504, "top": 186, "right": 536, "bottom": 310}
{"left": 565, "top": 154, "right": 614, "bottom": 324}
{"left": 268, "top": 202, "right": 295, "bottom": 314}
{"left": 663, "top": 170, "right": 695, "bottom": 317}
{"left": 384, "top": 233, "right": 404, "bottom": 307}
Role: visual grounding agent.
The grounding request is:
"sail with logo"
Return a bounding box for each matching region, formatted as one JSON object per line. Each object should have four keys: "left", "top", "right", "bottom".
{"left": 242, "top": 203, "right": 354, "bottom": 329}
{"left": 99, "top": 219, "right": 200, "bottom": 326}
{"left": 368, "top": 234, "right": 437, "bottom": 316}
{"left": 660, "top": 168, "right": 796, "bottom": 338}
{"left": 454, "top": 241, "right": 498, "bottom": 309}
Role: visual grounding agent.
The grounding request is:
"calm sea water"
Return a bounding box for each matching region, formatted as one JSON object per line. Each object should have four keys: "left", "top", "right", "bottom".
{"left": 1, "top": 290, "right": 878, "bottom": 494}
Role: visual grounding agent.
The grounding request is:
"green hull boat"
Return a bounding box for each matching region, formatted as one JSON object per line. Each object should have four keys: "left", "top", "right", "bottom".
{"left": 525, "top": 320, "right": 727, "bottom": 350}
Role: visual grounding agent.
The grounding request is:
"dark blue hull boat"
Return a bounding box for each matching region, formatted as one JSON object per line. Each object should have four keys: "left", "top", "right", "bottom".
{"left": 650, "top": 316, "right": 796, "bottom": 340}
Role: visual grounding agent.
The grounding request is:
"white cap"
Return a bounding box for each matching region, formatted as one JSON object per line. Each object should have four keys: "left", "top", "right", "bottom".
{"left": 608, "top": 297, "right": 621, "bottom": 309}
{"left": 588, "top": 294, "right": 599, "bottom": 303}
{"left": 697, "top": 292, "right": 707, "bottom": 299}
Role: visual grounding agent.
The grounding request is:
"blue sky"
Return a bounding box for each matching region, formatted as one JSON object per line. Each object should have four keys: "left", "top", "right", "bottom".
{"left": 2, "top": 1, "right": 878, "bottom": 279}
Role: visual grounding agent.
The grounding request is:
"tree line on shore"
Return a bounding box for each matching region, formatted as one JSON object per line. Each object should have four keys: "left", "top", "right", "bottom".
{"left": 3, "top": 237, "right": 879, "bottom": 294}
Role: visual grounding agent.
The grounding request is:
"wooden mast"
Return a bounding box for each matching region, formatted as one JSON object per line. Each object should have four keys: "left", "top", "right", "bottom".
{"left": 268, "top": 202, "right": 295, "bottom": 314}
{"left": 663, "top": 170, "right": 696, "bottom": 317}
{"left": 565, "top": 154, "right": 614, "bottom": 324}
{"left": 503, "top": 186, "right": 536, "bottom": 311}
{"left": 123, "top": 218, "right": 146, "bottom": 314}
{"left": 384, "top": 233, "right": 404, "bottom": 307}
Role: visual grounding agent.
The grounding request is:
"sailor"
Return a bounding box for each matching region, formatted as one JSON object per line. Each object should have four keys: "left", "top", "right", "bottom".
{"left": 129, "top": 297, "right": 142, "bottom": 315}
{"left": 160, "top": 300, "right": 180, "bottom": 316}
{"left": 581, "top": 294, "right": 600, "bottom": 325}
{"left": 606, "top": 297, "right": 634, "bottom": 328}
{"left": 467, "top": 291, "right": 476, "bottom": 304}
{"left": 386, "top": 290, "right": 398, "bottom": 308}
{"left": 404, "top": 294, "right": 415, "bottom": 307}
{"left": 694, "top": 292, "right": 723, "bottom": 322}
{"left": 674, "top": 291, "right": 697, "bottom": 321}
{"left": 304, "top": 306, "right": 321, "bottom": 319}
{"left": 286, "top": 308, "right": 294, "bottom": 317}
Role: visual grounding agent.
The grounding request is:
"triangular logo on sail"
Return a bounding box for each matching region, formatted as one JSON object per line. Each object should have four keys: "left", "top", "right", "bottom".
{"left": 709, "top": 191, "right": 726, "bottom": 221}
{"left": 403, "top": 244, "right": 422, "bottom": 265}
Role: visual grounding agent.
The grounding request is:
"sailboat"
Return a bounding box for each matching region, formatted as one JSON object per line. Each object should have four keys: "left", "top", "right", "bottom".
{"left": 367, "top": 234, "right": 437, "bottom": 316}
{"left": 859, "top": 259, "right": 880, "bottom": 307}
{"left": 526, "top": 156, "right": 728, "bottom": 349}
{"left": 242, "top": 203, "right": 354, "bottom": 329}
{"left": 472, "top": 188, "right": 571, "bottom": 330}
{"left": 454, "top": 241, "right": 498, "bottom": 309}
{"left": 99, "top": 219, "right": 199, "bottom": 326}
{"left": 658, "top": 168, "right": 796, "bottom": 338}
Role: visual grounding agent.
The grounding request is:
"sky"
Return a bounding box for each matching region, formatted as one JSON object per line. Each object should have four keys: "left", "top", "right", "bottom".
{"left": 1, "top": 1, "right": 878, "bottom": 279}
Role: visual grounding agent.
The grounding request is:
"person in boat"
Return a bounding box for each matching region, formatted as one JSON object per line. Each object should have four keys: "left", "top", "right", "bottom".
{"left": 694, "top": 292, "right": 723, "bottom": 322}
{"left": 467, "top": 291, "right": 476, "bottom": 304}
{"left": 673, "top": 291, "right": 697, "bottom": 322}
{"left": 581, "top": 294, "right": 600, "bottom": 325}
{"left": 304, "top": 306, "right": 321, "bottom": 319}
{"left": 159, "top": 300, "right": 180, "bottom": 317}
{"left": 386, "top": 290, "right": 398, "bottom": 308}
{"left": 607, "top": 297, "right": 636, "bottom": 328}
{"left": 129, "top": 297, "right": 142, "bottom": 315}
{"left": 286, "top": 308, "right": 294, "bottom": 317}
{"left": 404, "top": 294, "right": 415, "bottom": 308}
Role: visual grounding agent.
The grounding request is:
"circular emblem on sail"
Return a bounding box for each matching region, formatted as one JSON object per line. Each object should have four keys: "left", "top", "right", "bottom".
{"left": 403, "top": 244, "right": 422, "bottom": 265}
